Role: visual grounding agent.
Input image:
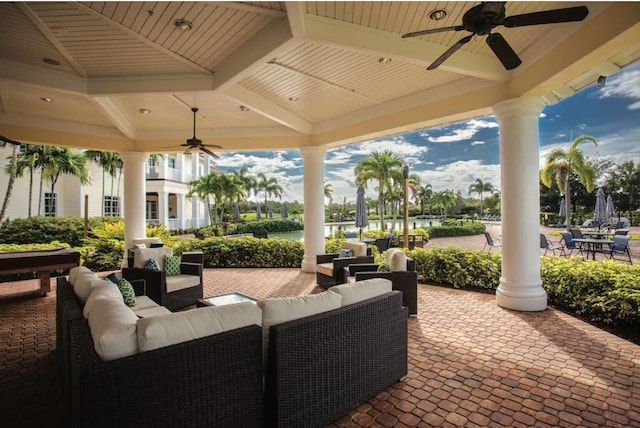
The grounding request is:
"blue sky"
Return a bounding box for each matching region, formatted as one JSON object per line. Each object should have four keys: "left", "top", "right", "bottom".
{"left": 215, "top": 60, "right": 640, "bottom": 204}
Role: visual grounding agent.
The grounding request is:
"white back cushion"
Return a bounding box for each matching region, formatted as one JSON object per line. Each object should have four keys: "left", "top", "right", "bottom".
{"left": 385, "top": 248, "right": 399, "bottom": 266}
{"left": 342, "top": 241, "right": 367, "bottom": 257}
{"left": 258, "top": 291, "right": 342, "bottom": 364}
{"left": 133, "top": 247, "right": 173, "bottom": 270}
{"left": 137, "top": 302, "right": 262, "bottom": 352}
{"left": 68, "top": 266, "right": 93, "bottom": 286}
{"left": 73, "top": 275, "right": 103, "bottom": 304}
{"left": 389, "top": 250, "right": 407, "bottom": 272}
{"left": 82, "top": 282, "right": 123, "bottom": 319}
{"left": 88, "top": 298, "right": 138, "bottom": 361}
{"left": 329, "top": 278, "right": 392, "bottom": 306}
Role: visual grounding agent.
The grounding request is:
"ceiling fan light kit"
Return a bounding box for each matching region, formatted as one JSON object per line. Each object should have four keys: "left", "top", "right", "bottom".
{"left": 180, "top": 107, "right": 221, "bottom": 158}
{"left": 402, "top": 2, "right": 589, "bottom": 71}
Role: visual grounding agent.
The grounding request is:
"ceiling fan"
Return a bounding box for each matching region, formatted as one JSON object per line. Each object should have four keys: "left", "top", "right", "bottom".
{"left": 181, "top": 107, "right": 221, "bottom": 158}
{"left": 402, "top": 2, "right": 589, "bottom": 71}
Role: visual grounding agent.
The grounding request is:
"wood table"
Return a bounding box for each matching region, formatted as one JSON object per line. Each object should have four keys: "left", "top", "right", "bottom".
{"left": 0, "top": 247, "right": 80, "bottom": 297}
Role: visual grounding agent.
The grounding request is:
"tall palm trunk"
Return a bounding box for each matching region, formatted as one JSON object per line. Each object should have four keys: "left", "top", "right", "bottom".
{"left": 28, "top": 168, "right": 34, "bottom": 217}
{"left": 38, "top": 176, "right": 44, "bottom": 216}
{"left": 0, "top": 144, "right": 18, "bottom": 223}
{"left": 564, "top": 179, "right": 572, "bottom": 231}
{"left": 378, "top": 189, "right": 385, "bottom": 231}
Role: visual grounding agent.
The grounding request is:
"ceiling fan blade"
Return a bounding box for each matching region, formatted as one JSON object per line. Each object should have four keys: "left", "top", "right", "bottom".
{"left": 199, "top": 146, "right": 220, "bottom": 159}
{"left": 486, "top": 33, "right": 521, "bottom": 70}
{"left": 0, "top": 135, "right": 22, "bottom": 145}
{"left": 503, "top": 6, "right": 588, "bottom": 28}
{"left": 203, "top": 143, "right": 223, "bottom": 149}
{"left": 427, "top": 34, "right": 473, "bottom": 70}
{"left": 402, "top": 25, "right": 465, "bottom": 38}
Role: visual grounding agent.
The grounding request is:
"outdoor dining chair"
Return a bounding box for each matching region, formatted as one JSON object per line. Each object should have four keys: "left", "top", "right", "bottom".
{"left": 540, "top": 234, "right": 566, "bottom": 256}
{"left": 607, "top": 235, "right": 633, "bottom": 264}
{"left": 560, "top": 232, "right": 582, "bottom": 258}
{"left": 483, "top": 232, "right": 502, "bottom": 253}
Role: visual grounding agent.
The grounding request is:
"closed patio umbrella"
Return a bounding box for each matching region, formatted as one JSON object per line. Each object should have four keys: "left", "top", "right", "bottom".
{"left": 355, "top": 186, "right": 368, "bottom": 241}
{"left": 606, "top": 195, "right": 615, "bottom": 221}
{"left": 593, "top": 188, "right": 607, "bottom": 227}
{"left": 558, "top": 196, "right": 566, "bottom": 225}
{"left": 256, "top": 203, "right": 261, "bottom": 220}
{"left": 268, "top": 207, "right": 273, "bottom": 219}
{"left": 233, "top": 202, "right": 240, "bottom": 221}
{"left": 281, "top": 204, "right": 288, "bottom": 219}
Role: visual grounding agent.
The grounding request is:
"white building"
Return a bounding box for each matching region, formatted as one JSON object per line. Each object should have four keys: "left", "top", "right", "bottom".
{"left": 0, "top": 145, "right": 215, "bottom": 230}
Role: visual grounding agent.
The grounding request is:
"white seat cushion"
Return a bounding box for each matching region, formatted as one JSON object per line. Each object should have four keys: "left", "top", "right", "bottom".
{"left": 133, "top": 247, "right": 173, "bottom": 270}
{"left": 131, "top": 295, "right": 160, "bottom": 311}
{"left": 137, "top": 302, "right": 262, "bottom": 352}
{"left": 88, "top": 298, "right": 139, "bottom": 361}
{"left": 73, "top": 275, "right": 105, "bottom": 304}
{"left": 316, "top": 263, "right": 334, "bottom": 277}
{"left": 329, "top": 278, "right": 392, "bottom": 306}
{"left": 83, "top": 282, "right": 124, "bottom": 319}
{"left": 165, "top": 274, "right": 201, "bottom": 293}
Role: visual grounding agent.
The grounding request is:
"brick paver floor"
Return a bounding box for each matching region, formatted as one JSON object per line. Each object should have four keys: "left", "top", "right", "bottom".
{"left": 1, "top": 230, "right": 639, "bottom": 427}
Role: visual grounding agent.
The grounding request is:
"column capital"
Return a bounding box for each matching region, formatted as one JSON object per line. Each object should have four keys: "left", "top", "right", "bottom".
{"left": 492, "top": 97, "right": 546, "bottom": 121}
{"left": 299, "top": 146, "right": 326, "bottom": 159}
{"left": 119, "top": 151, "right": 149, "bottom": 163}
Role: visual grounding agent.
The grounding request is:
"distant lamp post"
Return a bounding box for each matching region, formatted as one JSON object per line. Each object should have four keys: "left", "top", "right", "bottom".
{"left": 403, "top": 165, "right": 409, "bottom": 248}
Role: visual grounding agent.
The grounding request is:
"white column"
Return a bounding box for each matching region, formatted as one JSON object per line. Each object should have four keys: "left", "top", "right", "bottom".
{"left": 158, "top": 191, "right": 169, "bottom": 226}
{"left": 492, "top": 97, "right": 547, "bottom": 311}
{"left": 192, "top": 154, "right": 200, "bottom": 227}
{"left": 300, "top": 146, "right": 326, "bottom": 272}
{"left": 177, "top": 153, "right": 185, "bottom": 182}
{"left": 121, "top": 152, "right": 148, "bottom": 252}
{"left": 177, "top": 194, "right": 185, "bottom": 229}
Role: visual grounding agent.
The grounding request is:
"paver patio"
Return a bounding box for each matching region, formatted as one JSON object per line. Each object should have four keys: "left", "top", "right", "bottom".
{"left": 0, "top": 229, "right": 639, "bottom": 427}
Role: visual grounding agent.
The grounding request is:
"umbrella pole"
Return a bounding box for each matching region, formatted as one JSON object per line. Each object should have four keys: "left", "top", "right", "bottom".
{"left": 359, "top": 228, "right": 362, "bottom": 241}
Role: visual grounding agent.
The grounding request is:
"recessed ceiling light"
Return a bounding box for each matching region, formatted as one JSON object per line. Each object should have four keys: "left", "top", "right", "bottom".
{"left": 139, "top": 108, "right": 151, "bottom": 115}
{"left": 240, "top": 105, "right": 250, "bottom": 111}
{"left": 288, "top": 97, "right": 299, "bottom": 102}
{"left": 174, "top": 18, "right": 193, "bottom": 31}
{"left": 429, "top": 9, "right": 448, "bottom": 20}
{"left": 43, "top": 58, "right": 61, "bottom": 66}
{"left": 40, "top": 97, "right": 53, "bottom": 103}
{"left": 378, "top": 57, "right": 392, "bottom": 64}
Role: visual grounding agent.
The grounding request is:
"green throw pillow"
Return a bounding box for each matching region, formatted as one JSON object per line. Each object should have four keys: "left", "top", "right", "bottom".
{"left": 164, "top": 255, "right": 181, "bottom": 276}
{"left": 377, "top": 262, "right": 390, "bottom": 272}
{"left": 118, "top": 278, "right": 136, "bottom": 307}
{"left": 339, "top": 249, "right": 354, "bottom": 258}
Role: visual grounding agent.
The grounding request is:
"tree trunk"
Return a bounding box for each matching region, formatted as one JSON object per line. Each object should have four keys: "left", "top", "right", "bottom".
{"left": 565, "top": 181, "right": 572, "bottom": 231}
{"left": 0, "top": 144, "right": 18, "bottom": 223}
{"left": 378, "top": 190, "right": 385, "bottom": 231}
{"left": 28, "top": 168, "right": 34, "bottom": 217}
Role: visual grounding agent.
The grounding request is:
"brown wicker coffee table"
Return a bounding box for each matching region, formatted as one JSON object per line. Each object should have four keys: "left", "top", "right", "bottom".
{"left": 196, "top": 292, "right": 257, "bottom": 308}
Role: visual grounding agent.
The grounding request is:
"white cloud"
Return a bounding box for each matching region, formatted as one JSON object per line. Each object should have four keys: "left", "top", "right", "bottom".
{"left": 471, "top": 141, "right": 485, "bottom": 146}
{"left": 421, "top": 118, "right": 498, "bottom": 143}
{"left": 348, "top": 138, "right": 428, "bottom": 157}
{"left": 418, "top": 160, "right": 501, "bottom": 193}
{"left": 599, "top": 68, "right": 640, "bottom": 109}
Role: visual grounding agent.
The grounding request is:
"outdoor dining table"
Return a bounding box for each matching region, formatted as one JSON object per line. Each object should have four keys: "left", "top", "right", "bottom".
{"left": 572, "top": 238, "right": 613, "bottom": 260}
{"left": 582, "top": 231, "right": 614, "bottom": 239}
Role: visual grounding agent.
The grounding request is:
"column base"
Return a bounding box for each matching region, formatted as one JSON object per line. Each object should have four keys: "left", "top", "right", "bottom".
{"left": 301, "top": 255, "right": 317, "bottom": 273}
{"left": 496, "top": 278, "right": 547, "bottom": 311}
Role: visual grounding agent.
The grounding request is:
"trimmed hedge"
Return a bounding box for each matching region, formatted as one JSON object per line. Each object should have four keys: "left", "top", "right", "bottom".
{"left": 172, "top": 236, "right": 304, "bottom": 268}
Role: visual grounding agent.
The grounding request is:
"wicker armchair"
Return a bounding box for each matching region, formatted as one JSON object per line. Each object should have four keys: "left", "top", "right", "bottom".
{"left": 316, "top": 246, "right": 373, "bottom": 288}
{"left": 345, "top": 257, "right": 418, "bottom": 316}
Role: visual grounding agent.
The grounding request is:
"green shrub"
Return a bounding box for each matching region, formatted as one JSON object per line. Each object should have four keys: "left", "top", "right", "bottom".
{"left": 171, "top": 236, "right": 304, "bottom": 268}
{"left": 427, "top": 220, "right": 486, "bottom": 238}
{"left": 0, "top": 216, "right": 99, "bottom": 247}
{"left": 231, "top": 219, "right": 303, "bottom": 235}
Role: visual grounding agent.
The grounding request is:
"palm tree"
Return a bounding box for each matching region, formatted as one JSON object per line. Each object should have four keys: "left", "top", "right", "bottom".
{"left": 324, "top": 182, "right": 333, "bottom": 219}
{"left": 13, "top": 144, "right": 48, "bottom": 217}
{"left": 431, "top": 190, "right": 455, "bottom": 216}
{"left": 354, "top": 150, "right": 404, "bottom": 231}
{"left": 417, "top": 184, "right": 433, "bottom": 215}
{"left": 187, "top": 173, "right": 219, "bottom": 225}
{"left": 85, "top": 151, "right": 121, "bottom": 216}
{"left": 256, "top": 173, "right": 283, "bottom": 214}
{"left": 468, "top": 178, "right": 494, "bottom": 216}
{"left": 231, "top": 166, "right": 257, "bottom": 209}
{"left": 0, "top": 136, "right": 20, "bottom": 223}
{"left": 41, "top": 147, "right": 91, "bottom": 215}
{"left": 218, "top": 173, "right": 245, "bottom": 221}
{"left": 608, "top": 160, "right": 640, "bottom": 221}
{"left": 540, "top": 134, "right": 597, "bottom": 231}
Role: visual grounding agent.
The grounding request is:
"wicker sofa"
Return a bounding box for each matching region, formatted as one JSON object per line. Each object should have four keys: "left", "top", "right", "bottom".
{"left": 56, "top": 273, "right": 264, "bottom": 428}
{"left": 264, "top": 288, "right": 408, "bottom": 427}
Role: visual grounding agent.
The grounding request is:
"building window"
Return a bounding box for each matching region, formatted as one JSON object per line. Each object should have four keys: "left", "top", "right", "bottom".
{"left": 146, "top": 200, "right": 157, "bottom": 221}
{"left": 44, "top": 193, "right": 57, "bottom": 216}
{"left": 104, "top": 196, "right": 120, "bottom": 216}
{"left": 168, "top": 156, "right": 176, "bottom": 169}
